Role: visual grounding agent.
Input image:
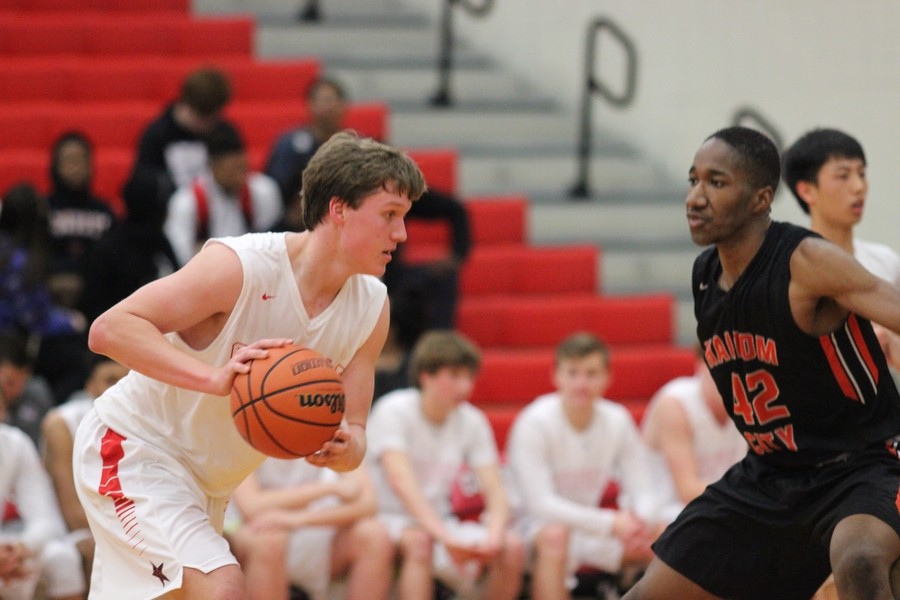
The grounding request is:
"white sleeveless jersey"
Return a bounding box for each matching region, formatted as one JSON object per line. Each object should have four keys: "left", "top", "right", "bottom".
{"left": 854, "top": 238, "right": 900, "bottom": 286}
{"left": 93, "top": 232, "right": 386, "bottom": 498}
{"left": 643, "top": 376, "right": 747, "bottom": 520}
{"left": 54, "top": 396, "right": 93, "bottom": 437}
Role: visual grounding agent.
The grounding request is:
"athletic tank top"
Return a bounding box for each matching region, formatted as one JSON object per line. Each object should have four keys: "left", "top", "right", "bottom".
{"left": 93, "top": 232, "right": 386, "bottom": 497}
{"left": 693, "top": 221, "right": 900, "bottom": 467}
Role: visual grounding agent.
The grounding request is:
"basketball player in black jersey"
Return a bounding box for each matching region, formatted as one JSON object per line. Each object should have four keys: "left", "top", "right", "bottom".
{"left": 623, "top": 126, "right": 900, "bottom": 600}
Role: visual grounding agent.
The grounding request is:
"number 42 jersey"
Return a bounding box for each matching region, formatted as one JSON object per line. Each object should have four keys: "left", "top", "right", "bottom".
{"left": 692, "top": 221, "right": 900, "bottom": 467}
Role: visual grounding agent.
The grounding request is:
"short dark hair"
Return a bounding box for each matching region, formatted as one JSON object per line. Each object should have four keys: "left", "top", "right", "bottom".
{"left": 205, "top": 126, "right": 245, "bottom": 160}
{"left": 180, "top": 68, "right": 232, "bottom": 116}
{"left": 707, "top": 126, "right": 781, "bottom": 194}
{"left": 300, "top": 131, "right": 426, "bottom": 230}
{"left": 555, "top": 332, "right": 610, "bottom": 368}
{"left": 306, "top": 77, "right": 346, "bottom": 102}
{"left": 409, "top": 331, "right": 481, "bottom": 388}
{"left": 782, "top": 128, "right": 866, "bottom": 214}
{"left": 0, "top": 334, "right": 30, "bottom": 368}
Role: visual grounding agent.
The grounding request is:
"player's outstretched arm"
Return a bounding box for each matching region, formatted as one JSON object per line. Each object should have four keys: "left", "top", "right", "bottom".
{"left": 791, "top": 237, "right": 900, "bottom": 336}
{"left": 307, "top": 297, "right": 390, "bottom": 472}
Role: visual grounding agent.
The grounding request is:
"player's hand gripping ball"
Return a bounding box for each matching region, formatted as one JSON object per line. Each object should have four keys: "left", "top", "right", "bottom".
{"left": 231, "top": 344, "right": 345, "bottom": 458}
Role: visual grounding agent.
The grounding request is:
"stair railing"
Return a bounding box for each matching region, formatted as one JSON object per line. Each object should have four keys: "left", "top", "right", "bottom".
{"left": 431, "top": 0, "right": 497, "bottom": 107}
{"left": 731, "top": 106, "right": 784, "bottom": 152}
{"left": 569, "top": 17, "right": 638, "bottom": 199}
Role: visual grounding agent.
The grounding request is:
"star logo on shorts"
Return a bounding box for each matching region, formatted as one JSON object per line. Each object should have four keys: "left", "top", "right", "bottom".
{"left": 151, "top": 562, "right": 170, "bottom": 586}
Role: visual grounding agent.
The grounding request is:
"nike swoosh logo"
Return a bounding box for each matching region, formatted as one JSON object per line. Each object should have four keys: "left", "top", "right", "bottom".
{"left": 699, "top": 282, "right": 708, "bottom": 291}
{"left": 261, "top": 293, "right": 276, "bottom": 300}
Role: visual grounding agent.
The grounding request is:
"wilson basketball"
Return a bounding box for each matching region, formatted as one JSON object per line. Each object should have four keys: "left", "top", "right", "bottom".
{"left": 231, "top": 344, "right": 345, "bottom": 458}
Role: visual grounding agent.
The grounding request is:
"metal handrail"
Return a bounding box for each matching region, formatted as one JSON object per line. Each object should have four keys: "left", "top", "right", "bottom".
{"left": 570, "top": 17, "right": 638, "bottom": 199}
{"left": 431, "top": 0, "right": 497, "bottom": 107}
{"left": 731, "top": 107, "right": 784, "bottom": 152}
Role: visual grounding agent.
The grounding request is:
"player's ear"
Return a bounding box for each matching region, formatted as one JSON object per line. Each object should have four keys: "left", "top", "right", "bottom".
{"left": 329, "top": 196, "right": 347, "bottom": 223}
{"left": 753, "top": 186, "right": 774, "bottom": 214}
{"left": 795, "top": 180, "right": 816, "bottom": 208}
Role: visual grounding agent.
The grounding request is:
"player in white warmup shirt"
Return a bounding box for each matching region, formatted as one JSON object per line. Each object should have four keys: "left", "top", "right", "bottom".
{"left": 641, "top": 353, "right": 748, "bottom": 524}
{"left": 506, "top": 332, "right": 660, "bottom": 600}
{"left": 72, "top": 132, "right": 425, "bottom": 599}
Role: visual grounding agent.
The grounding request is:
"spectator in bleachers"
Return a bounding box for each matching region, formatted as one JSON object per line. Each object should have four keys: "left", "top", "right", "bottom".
{"left": 135, "top": 67, "right": 239, "bottom": 192}
{"left": 382, "top": 187, "right": 471, "bottom": 333}
{"left": 80, "top": 166, "right": 179, "bottom": 324}
{"left": 0, "top": 183, "right": 88, "bottom": 405}
{"left": 0, "top": 384, "right": 86, "bottom": 600}
{"left": 640, "top": 350, "right": 747, "bottom": 525}
{"left": 367, "top": 330, "right": 525, "bottom": 600}
{"left": 44, "top": 131, "right": 116, "bottom": 313}
{"left": 164, "top": 126, "right": 282, "bottom": 265}
{"left": 505, "top": 332, "right": 659, "bottom": 600}
{"left": 265, "top": 77, "right": 348, "bottom": 206}
{"left": 265, "top": 76, "right": 471, "bottom": 333}
{"left": 0, "top": 333, "right": 57, "bottom": 447}
{"left": 228, "top": 460, "right": 393, "bottom": 600}
{"left": 40, "top": 353, "right": 128, "bottom": 588}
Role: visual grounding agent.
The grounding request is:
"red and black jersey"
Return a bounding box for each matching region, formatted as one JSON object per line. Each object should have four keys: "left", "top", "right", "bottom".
{"left": 693, "top": 221, "right": 900, "bottom": 467}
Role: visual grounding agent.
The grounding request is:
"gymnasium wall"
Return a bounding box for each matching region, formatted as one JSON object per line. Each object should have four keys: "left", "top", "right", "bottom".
{"left": 404, "top": 0, "right": 900, "bottom": 245}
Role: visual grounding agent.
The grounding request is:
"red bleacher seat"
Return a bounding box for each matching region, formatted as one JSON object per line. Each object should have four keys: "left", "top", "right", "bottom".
{"left": 0, "top": 15, "right": 254, "bottom": 57}
{"left": 176, "top": 18, "right": 254, "bottom": 58}
{"left": 342, "top": 103, "right": 389, "bottom": 142}
{"left": 406, "top": 148, "right": 457, "bottom": 195}
{"left": 460, "top": 244, "right": 598, "bottom": 297}
{"left": 465, "top": 195, "right": 528, "bottom": 245}
{"left": 0, "top": 0, "right": 188, "bottom": 12}
{"left": 401, "top": 195, "right": 529, "bottom": 263}
{"left": 471, "top": 345, "right": 695, "bottom": 408}
{"left": 458, "top": 293, "right": 675, "bottom": 348}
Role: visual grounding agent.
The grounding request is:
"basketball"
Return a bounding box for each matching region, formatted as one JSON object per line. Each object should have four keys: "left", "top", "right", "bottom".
{"left": 230, "top": 344, "right": 345, "bottom": 459}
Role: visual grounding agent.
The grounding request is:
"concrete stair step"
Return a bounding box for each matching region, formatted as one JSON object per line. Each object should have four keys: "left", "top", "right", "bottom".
{"left": 459, "top": 155, "right": 665, "bottom": 199}
{"left": 256, "top": 22, "right": 487, "bottom": 67}
{"left": 194, "top": 0, "right": 418, "bottom": 21}
{"left": 332, "top": 65, "right": 542, "bottom": 105}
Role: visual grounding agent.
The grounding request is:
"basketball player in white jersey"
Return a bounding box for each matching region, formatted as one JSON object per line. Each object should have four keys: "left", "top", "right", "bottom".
{"left": 72, "top": 132, "right": 426, "bottom": 599}
{"left": 641, "top": 353, "right": 748, "bottom": 524}
{"left": 783, "top": 128, "right": 900, "bottom": 369}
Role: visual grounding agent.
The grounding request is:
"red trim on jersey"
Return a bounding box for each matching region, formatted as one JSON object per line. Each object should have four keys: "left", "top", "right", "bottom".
{"left": 819, "top": 335, "right": 860, "bottom": 402}
{"left": 847, "top": 313, "right": 880, "bottom": 386}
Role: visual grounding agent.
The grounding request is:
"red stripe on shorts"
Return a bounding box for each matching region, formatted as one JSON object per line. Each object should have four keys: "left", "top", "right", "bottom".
{"left": 97, "top": 428, "right": 148, "bottom": 554}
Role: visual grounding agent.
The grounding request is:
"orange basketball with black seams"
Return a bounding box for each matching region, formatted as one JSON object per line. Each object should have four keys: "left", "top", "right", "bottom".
{"left": 230, "top": 344, "right": 345, "bottom": 458}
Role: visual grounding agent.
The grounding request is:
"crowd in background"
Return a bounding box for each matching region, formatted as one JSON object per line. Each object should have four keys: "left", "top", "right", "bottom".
{"left": 5, "top": 57, "right": 895, "bottom": 599}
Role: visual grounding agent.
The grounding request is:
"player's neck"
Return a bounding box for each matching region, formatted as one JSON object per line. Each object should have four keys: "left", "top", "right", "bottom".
{"left": 811, "top": 218, "right": 854, "bottom": 254}
{"left": 420, "top": 392, "right": 452, "bottom": 424}
{"left": 288, "top": 232, "right": 347, "bottom": 319}
{"left": 561, "top": 397, "right": 594, "bottom": 431}
{"left": 715, "top": 219, "right": 771, "bottom": 291}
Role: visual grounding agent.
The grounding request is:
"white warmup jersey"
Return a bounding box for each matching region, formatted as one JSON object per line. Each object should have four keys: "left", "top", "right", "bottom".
{"left": 54, "top": 396, "right": 93, "bottom": 438}
{"left": 0, "top": 424, "right": 66, "bottom": 551}
{"left": 367, "top": 388, "right": 499, "bottom": 522}
{"left": 506, "top": 393, "right": 657, "bottom": 574}
{"left": 854, "top": 238, "right": 900, "bottom": 286}
{"left": 248, "top": 460, "right": 340, "bottom": 600}
{"left": 642, "top": 376, "right": 748, "bottom": 523}
{"left": 165, "top": 172, "right": 283, "bottom": 265}
{"left": 92, "top": 232, "right": 386, "bottom": 499}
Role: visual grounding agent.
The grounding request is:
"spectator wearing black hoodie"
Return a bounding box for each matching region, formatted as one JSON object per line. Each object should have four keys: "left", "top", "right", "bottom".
{"left": 80, "top": 167, "right": 179, "bottom": 324}
{"left": 44, "top": 132, "right": 116, "bottom": 311}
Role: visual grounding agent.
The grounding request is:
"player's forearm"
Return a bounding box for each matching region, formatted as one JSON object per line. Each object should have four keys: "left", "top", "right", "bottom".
{"left": 89, "top": 313, "right": 217, "bottom": 393}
